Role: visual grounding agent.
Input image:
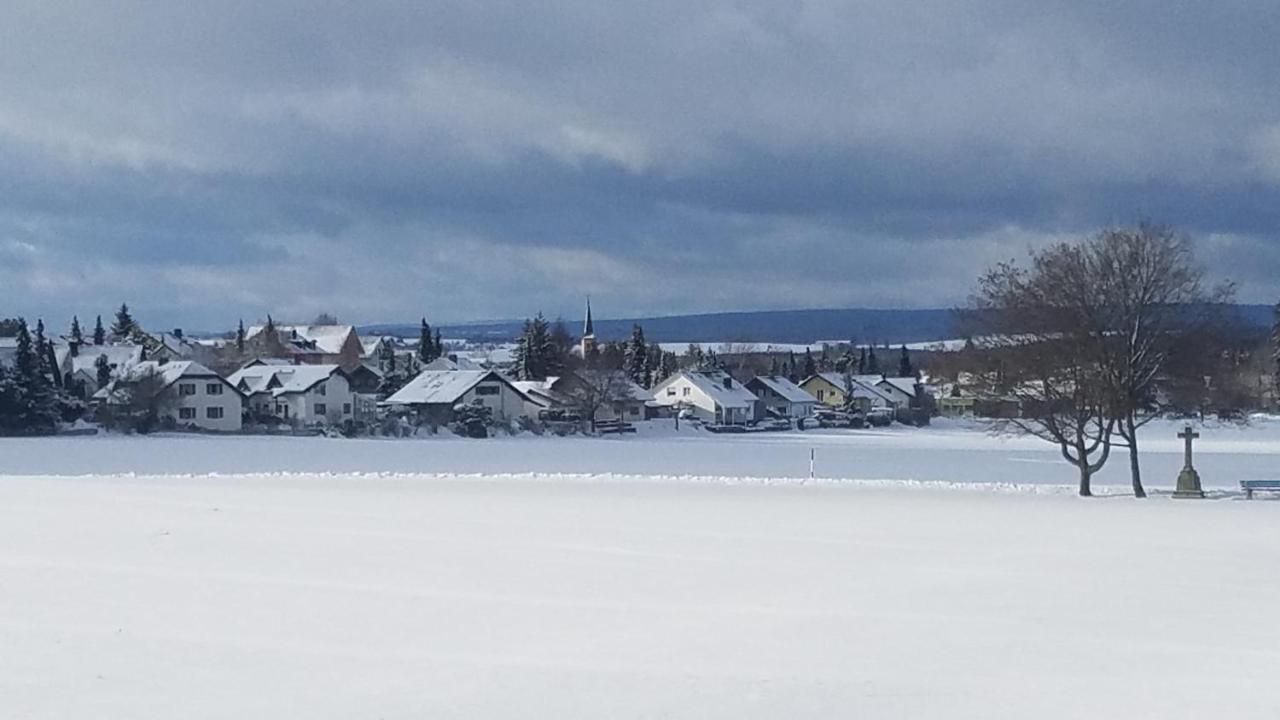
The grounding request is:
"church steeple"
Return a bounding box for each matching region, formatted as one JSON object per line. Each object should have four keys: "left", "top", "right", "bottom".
{"left": 580, "top": 297, "right": 597, "bottom": 357}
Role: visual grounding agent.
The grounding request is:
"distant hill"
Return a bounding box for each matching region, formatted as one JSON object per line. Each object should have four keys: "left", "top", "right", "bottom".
{"left": 368, "top": 308, "right": 954, "bottom": 345}
{"left": 361, "top": 304, "right": 1276, "bottom": 346}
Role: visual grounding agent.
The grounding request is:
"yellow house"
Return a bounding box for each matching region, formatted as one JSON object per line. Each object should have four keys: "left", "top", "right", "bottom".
{"left": 799, "top": 372, "right": 896, "bottom": 413}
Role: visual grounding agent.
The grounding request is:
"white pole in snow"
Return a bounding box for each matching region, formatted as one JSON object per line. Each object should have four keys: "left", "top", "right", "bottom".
{"left": 809, "top": 448, "right": 815, "bottom": 481}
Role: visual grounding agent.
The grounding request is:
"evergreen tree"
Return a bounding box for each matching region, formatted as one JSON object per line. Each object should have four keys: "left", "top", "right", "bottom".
{"left": 684, "top": 343, "right": 704, "bottom": 370}
{"left": 515, "top": 314, "right": 555, "bottom": 380}
{"left": 7, "top": 319, "right": 58, "bottom": 434}
{"left": 95, "top": 353, "right": 112, "bottom": 388}
{"left": 802, "top": 349, "right": 817, "bottom": 378}
{"left": 69, "top": 316, "right": 84, "bottom": 346}
{"left": 92, "top": 315, "right": 106, "bottom": 345}
{"left": 624, "top": 324, "right": 649, "bottom": 387}
{"left": 857, "top": 347, "right": 867, "bottom": 374}
{"left": 1273, "top": 301, "right": 1280, "bottom": 404}
{"left": 434, "top": 329, "right": 444, "bottom": 360}
{"left": 898, "top": 345, "right": 914, "bottom": 378}
{"left": 110, "top": 303, "right": 137, "bottom": 340}
{"left": 656, "top": 351, "right": 678, "bottom": 383}
{"left": 769, "top": 356, "right": 779, "bottom": 375}
{"left": 417, "top": 319, "right": 435, "bottom": 363}
{"left": 236, "top": 319, "right": 246, "bottom": 353}
{"left": 866, "top": 346, "right": 880, "bottom": 375}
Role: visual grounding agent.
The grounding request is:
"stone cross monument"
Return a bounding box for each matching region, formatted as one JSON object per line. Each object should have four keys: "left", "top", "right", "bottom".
{"left": 1172, "top": 424, "right": 1205, "bottom": 499}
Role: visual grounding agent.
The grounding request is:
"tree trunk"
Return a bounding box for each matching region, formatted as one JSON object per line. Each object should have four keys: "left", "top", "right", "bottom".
{"left": 1126, "top": 415, "right": 1146, "bottom": 498}
{"left": 1076, "top": 437, "right": 1092, "bottom": 497}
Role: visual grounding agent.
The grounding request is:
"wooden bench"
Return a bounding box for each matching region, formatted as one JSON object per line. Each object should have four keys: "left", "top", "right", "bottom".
{"left": 1240, "top": 480, "right": 1280, "bottom": 499}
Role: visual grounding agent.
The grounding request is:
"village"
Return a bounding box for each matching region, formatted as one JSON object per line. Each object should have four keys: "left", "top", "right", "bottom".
{"left": 0, "top": 302, "right": 949, "bottom": 439}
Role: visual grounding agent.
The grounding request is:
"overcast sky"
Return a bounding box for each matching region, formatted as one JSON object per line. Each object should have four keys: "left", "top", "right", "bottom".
{"left": 2, "top": 1, "right": 1278, "bottom": 330}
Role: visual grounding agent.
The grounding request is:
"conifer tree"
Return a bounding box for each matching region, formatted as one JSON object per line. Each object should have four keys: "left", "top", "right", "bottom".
{"left": 866, "top": 346, "right": 880, "bottom": 375}
{"left": 9, "top": 319, "right": 58, "bottom": 434}
{"left": 898, "top": 345, "right": 914, "bottom": 378}
{"left": 434, "top": 329, "right": 444, "bottom": 360}
{"left": 70, "top": 316, "right": 84, "bottom": 346}
{"left": 857, "top": 347, "right": 867, "bottom": 374}
{"left": 624, "top": 324, "right": 649, "bottom": 387}
{"left": 236, "top": 319, "right": 246, "bottom": 353}
{"left": 95, "top": 353, "right": 112, "bottom": 388}
{"left": 92, "top": 315, "right": 106, "bottom": 345}
{"left": 418, "top": 319, "right": 435, "bottom": 363}
{"left": 802, "top": 349, "right": 817, "bottom": 378}
{"left": 111, "top": 303, "right": 137, "bottom": 340}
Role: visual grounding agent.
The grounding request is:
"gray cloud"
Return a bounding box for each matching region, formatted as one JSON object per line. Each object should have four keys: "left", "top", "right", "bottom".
{"left": 0, "top": 1, "right": 1277, "bottom": 331}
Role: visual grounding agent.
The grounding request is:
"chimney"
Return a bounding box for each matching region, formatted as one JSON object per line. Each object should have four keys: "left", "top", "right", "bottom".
{"left": 172, "top": 328, "right": 183, "bottom": 339}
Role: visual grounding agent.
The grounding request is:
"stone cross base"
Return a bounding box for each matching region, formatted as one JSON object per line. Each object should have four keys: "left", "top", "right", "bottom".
{"left": 1173, "top": 467, "right": 1205, "bottom": 499}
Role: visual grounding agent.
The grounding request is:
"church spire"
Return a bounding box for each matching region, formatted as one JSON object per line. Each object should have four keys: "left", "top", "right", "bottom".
{"left": 580, "top": 297, "right": 597, "bottom": 359}
{"left": 583, "top": 296, "right": 595, "bottom": 338}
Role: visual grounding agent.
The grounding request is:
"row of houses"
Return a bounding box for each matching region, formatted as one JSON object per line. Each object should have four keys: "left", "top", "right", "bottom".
{"left": 649, "top": 369, "right": 931, "bottom": 425}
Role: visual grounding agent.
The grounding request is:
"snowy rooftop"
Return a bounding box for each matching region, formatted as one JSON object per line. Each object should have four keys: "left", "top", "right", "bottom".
{"left": 384, "top": 370, "right": 497, "bottom": 405}
{"left": 121, "top": 360, "right": 222, "bottom": 388}
{"left": 228, "top": 364, "right": 343, "bottom": 397}
{"left": 750, "top": 375, "right": 816, "bottom": 404}
{"left": 679, "top": 370, "right": 758, "bottom": 408}
{"left": 71, "top": 345, "right": 144, "bottom": 374}
{"left": 245, "top": 325, "right": 357, "bottom": 355}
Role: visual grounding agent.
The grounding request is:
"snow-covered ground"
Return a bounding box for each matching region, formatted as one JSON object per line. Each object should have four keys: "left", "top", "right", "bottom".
{"left": 3, "top": 419, "right": 1280, "bottom": 718}
{"left": 0, "top": 417, "right": 1276, "bottom": 488}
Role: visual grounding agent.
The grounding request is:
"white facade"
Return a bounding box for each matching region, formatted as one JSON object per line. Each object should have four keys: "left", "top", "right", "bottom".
{"left": 104, "top": 361, "right": 244, "bottom": 432}
{"left": 650, "top": 371, "right": 757, "bottom": 425}
{"left": 229, "top": 364, "right": 355, "bottom": 427}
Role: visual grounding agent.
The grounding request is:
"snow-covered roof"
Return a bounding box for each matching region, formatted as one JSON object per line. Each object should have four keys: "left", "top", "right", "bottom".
{"left": 673, "top": 371, "right": 758, "bottom": 409}
{"left": 228, "top": 364, "right": 343, "bottom": 397}
{"left": 749, "top": 375, "right": 816, "bottom": 404}
{"left": 423, "top": 355, "right": 484, "bottom": 371}
{"left": 878, "top": 377, "right": 924, "bottom": 397}
{"left": 806, "top": 373, "right": 897, "bottom": 404}
{"left": 512, "top": 379, "right": 570, "bottom": 408}
{"left": 126, "top": 360, "right": 222, "bottom": 385}
{"left": 384, "top": 370, "right": 506, "bottom": 405}
{"left": 71, "top": 345, "right": 144, "bottom": 374}
{"left": 245, "top": 325, "right": 357, "bottom": 355}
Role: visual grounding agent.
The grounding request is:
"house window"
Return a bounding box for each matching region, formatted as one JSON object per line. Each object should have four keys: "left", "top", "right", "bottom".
{"left": 666, "top": 388, "right": 675, "bottom": 396}
{"left": 314, "top": 403, "right": 327, "bottom": 416}
{"left": 179, "top": 383, "right": 196, "bottom": 396}
{"left": 206, "top": 383, "right": 223, "bottom": 395}
{"left": 206, "top": 407, "right": 224, "bottom": 420}
{"left": 179, "top": 407, "right": 196, "bottom": 420}
{"left": 475, "top": 385, "right": 499, "bottom": 396}
{"left": 343, "top": 403, "right": 352, "bottom": 415}
{"left": 315, "top": 382, "right": 326, "bottom": 396}
{"left": 817, "top": 389, "right": 825, "bottom": 401}
{"left": 682, "top": 387, "right": 690, "bottom": 397}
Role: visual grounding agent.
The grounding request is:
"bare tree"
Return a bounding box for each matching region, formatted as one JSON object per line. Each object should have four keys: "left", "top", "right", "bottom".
{"left": 96, "top": 368, "right": 177, "bottom": 434}
{"left": 969, "top": 241, "right": 1116, "bottom": 496}
{"left": 564, "top": 369, "right": 635, "bottom": 433}
{"left": 1088, "top": 224, "right": 1233, "bottom": 497}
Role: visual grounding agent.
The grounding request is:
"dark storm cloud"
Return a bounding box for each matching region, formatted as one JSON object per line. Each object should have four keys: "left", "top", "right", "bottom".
{"left": 0, "top": 1, "right": 1277, "bottom": 329}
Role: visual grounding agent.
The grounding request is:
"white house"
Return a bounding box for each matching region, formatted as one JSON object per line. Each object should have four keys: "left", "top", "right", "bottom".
{"left": 228, "top": 363, "right": 355, "bottom": 427}
{"left": 384, "top": 370, "right": 528, "bottom": 425}
{"left": 98, "top": 360, "right": 243, "bottom": 432}
{"left": 876, "top": 376, "right": 931, "bottom": 408}
{"left": 745, "top": 375, "right": 817, "bottom": 420}
{"left": 514, "top": 373, "right": 650, "bottom": 424}
{"left": 650, "top": 370, "right": 758, "bottom": 425}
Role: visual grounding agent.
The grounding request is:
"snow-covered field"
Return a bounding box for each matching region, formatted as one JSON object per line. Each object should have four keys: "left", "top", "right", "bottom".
{"left": 3, "top": 420, "right": 1280, "bottom": 718}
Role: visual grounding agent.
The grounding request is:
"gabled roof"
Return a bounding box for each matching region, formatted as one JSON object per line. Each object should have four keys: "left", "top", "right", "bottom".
{"left": 749, "top": 375, "right": 816, "bottom": 404}
{"left": 878, "top": 377, "right": 923, "bottom": 397}
{"left": 423, "top": 355, "right": 483, "bottom": 371}
{"left": 71, "top": 344, "right": 145, "bottom": 374}
{"left": 228, "top": 364, "right": 344, "bottom": 397}
{"left": 384, "top": 370, "right": 512, "bottom": 405}
{"left": 803, "top": 372, "right": 897, "bottom": 404}
{"left": 245, "top": 324, "right": 357, "bottom": 355}
{"left": 664, "top": 370, "right": 758, "bottom": 409}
